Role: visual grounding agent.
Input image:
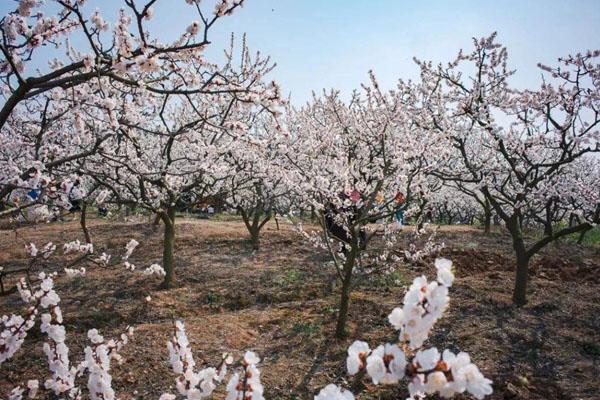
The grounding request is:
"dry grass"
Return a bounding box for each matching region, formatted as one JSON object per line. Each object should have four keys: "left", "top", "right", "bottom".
{"left": 1, "top": 216, "right": 599, "bottom": 399}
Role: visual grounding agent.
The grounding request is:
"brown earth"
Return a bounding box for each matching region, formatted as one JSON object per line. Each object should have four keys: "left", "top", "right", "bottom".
{"left": 1, "top": 216, "right": 599, "bottom": 400}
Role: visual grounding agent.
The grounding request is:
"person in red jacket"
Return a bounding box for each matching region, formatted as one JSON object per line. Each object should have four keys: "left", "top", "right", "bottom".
{"left": 394, "top": 192, "right": 406, "bottom": 228}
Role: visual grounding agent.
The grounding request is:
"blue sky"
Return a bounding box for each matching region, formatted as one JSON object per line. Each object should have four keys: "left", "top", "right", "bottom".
{"left": 3, "top": 0, "right": 600, "bottom": 104}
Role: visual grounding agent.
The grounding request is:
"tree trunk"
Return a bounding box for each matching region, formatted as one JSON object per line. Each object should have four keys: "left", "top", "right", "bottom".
{"left": 415, "top": 200, "right": 428, "bottom": 230}
{"left": 543, "top": 223, "right": 553, "bottom": 237}
{"left": 543, "top": 200, "right": 556, "bottom": 237}
{"left": 577, "top": 227, "right": 590, "bottom": 245}
{"left": 240, "top": 207, "right": 271, "bottom": 251}
{"left": 249, "top": 228, "right": 260, "bottom": 251}
{"left": 160, "top": 207, "right": 176, "bottom": 288}
{"left": 80, "top": 202, "right": 92, "bottom": 244}
{"left": 483, "top": 200, "right": 492, "bottom": 234}
{"left": 513, "top": 252, "right": 530, "bottom": 306}
{"left": 152, "top": 212, "right": 161, "bottom": 231}
{"left": 335, "top": 241, "right": 358, "bottom": 339}
{"left": 508, "top": 217, "right": 530, "bottom": 306}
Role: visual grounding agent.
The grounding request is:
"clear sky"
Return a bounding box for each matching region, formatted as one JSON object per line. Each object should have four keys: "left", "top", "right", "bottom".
{"left": 2, "top": 0, "right": 600, "bottom": 105}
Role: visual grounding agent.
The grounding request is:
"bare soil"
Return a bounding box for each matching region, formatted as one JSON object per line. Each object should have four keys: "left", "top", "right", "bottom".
{"left": 1, "top": 216, "right": 599, "bottom": 400}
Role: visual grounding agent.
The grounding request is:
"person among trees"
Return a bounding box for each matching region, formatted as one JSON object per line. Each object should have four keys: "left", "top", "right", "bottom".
{"left": 325, "top": 189, "right": 367, "bottom": 251}
{"left": 426, "top": 205, "right": 433, "bottom": 223}
{"left": 394, "top": 191, "right": 406, "bottom": 229}
{"left": 61, "top": 178, "right": 84, "bottom": 213}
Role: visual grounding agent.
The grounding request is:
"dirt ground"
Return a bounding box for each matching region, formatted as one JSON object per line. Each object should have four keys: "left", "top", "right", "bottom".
{"left": 1, "top": 216, "right": 599, "bottom": 400}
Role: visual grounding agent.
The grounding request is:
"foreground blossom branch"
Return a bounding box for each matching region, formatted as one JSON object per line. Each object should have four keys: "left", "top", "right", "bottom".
{"left": 2, "top": 272, "right": 134, "bottom": 400}
{"left": 318, "top": 258, "right": 492, "bottom": 400}
{"left": 165, "top": 320, "right": 230, "bottom": 399}
{"left": 163, "top": 320, "right": 265, "bottom": 400}
{"left": 0, "top": 273, "right": 58, "bottom": 366}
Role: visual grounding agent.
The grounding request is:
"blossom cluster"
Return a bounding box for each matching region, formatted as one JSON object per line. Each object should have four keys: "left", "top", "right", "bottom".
{"left": 143, "top": 264, "right": 166, "bottom": 277}
{"left": 26, "top": 242, "right": 56, "bottom": 259}
{"left": 64, "top": 267, "right": 86, "bottom": 277}
{"left": 388, "top": 258, "right": 454, "bottom": 349}
{"left": 225, "top": 351, "right": 265, "bottom": 400}
{"left": 162, "top": 319, "right": 266, "bottom": 400}
{"left": 1, "top": 273, "right": 60, "bottom": 366}
{"left": 165, "top": 320, "right": 231, "bottom": 399}
{"left": 63, "top": 240, "right": 94, "bottom": 255}
{"left": 123, "top": 239, "right": 139, "bottom": 260}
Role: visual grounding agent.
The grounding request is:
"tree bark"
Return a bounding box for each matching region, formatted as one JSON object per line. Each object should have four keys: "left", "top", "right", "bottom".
{"left": 483, "top": 200, "right": 492, "bottom": 234}
{"left": 160, "top": 207, "right": 176, "bottom": 288}
{"left": 249, "top": 229, "right": 260, "bottom": 251}
{"left": 568, "top": 213, "right": 577, "bottom": 228}
{"left": 513, "top": 252, "right": 530, "bottom": 306}
{"left": 543, "top": 223, "right": 553, "bottom": 237}
{"left": 239, "top": 207, "right": 271, "bottom": 251}
{"left": 80, "top": 202, "right": 92, "bottom": 244}
{"left": 335, "top": 239, "right": 358, "bottom": 339}
{"left": 274, "top": 214, "right": 280, "bottom": 231}
{"left": 152, "top": 212, "right": 161, "bottom": 231}
{"left": 577, "top": 227, "right": 591, "bottom": 245}
{"left": 508, "top": 216, "right": 530, "bottom": 306}
{"left": 543, "top": 199, "right": 556, "bottom": 237}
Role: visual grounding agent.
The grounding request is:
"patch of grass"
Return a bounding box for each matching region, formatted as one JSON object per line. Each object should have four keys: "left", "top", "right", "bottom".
{"left": 113, "top": 286, "right": 147, "bottom": 300}
{"left": 455, "top": 241, "right": 480, "bottom": 251}
{"left": 274, "top": 269, "right": 303, "bottom": 286}
{"left": 526, "top": 224, "right": 600, "bottom": 247}
{"left": 323, "top": 306, "right": 337, "bottom": 314}
{"left": 105, "top": 238, "right": 119, "bottom": 250}
{"left": 224, "top": 292, "right": 252, "bottom": 311}
{"left": 357, "top": 269, "right": 409, "bottom": 288}
{"left": 73, "top": 309, "right": 123, "bottom": 331}
{"left": 202, "top": 290, "right": 223, "bottom": 308}
{"left": 290, "top": 322, "right": 319, "bottom": 337}
{"left": 566, "top": 226, "right": 600, "bottom": 246}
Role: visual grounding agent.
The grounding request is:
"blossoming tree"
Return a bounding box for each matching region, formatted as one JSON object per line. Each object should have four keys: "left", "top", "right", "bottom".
{"left": 221, "top": 115, "right": 290, "bottom": 250}
{"left": 82, "top": 36, "right": 281, "bottom": 287}
{"left": 415, "top": 34, "right": 600, "bottom": 305}
{"left": 0, "top": 0, "right": 248, "bottom": 214}
{"left": 279, "top": 75, "right": 448, "bottom": 338}
{"left": 0, "top": 0, "right": 246, "bottom": 129}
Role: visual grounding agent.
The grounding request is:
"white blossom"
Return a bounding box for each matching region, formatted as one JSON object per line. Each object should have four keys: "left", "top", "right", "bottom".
{"left": 314, "top": 384, "right": 354, "bottom": 400}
